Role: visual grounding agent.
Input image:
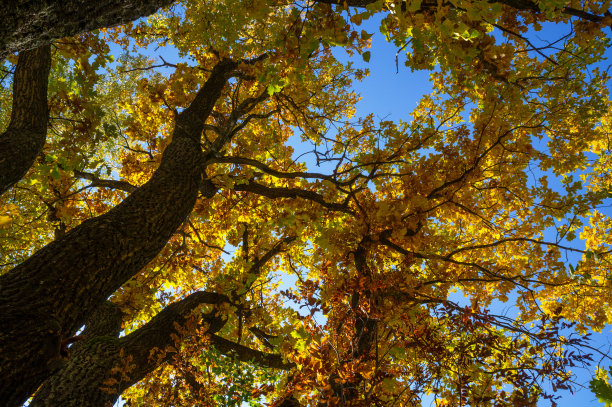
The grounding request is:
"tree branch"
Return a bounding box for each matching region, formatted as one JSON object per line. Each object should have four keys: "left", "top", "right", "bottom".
{"left": 212, "top": 155, "right": 335, "bottom": 181}
{"left": 208, "top": 334, "right": 294, "bottom": 370}
{"left": 30, "top": 291, "right": 231, "bottom": 407}
{"left": 73, "top": 169, "right": 138, "bottom": 192}
{"left": 0, "top": 57, "right": 236, "bottom": 406}
{"left": 0, "top": 44, "right": 51, "bottom": 195}
{"left": 0, "top": 0, "right": 175, "bottom": 59}
{"left": 233, "top": 180, "right": 354, "bottom": 214}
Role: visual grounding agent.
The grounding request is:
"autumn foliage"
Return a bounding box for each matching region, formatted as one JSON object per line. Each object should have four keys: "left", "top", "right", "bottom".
{"left": 1, "top": 0, "right": 612, "bottom": 405}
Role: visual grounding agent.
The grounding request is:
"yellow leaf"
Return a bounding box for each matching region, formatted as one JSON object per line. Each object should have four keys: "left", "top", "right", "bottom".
{"left": 0, "top": 215, "right": 12, "bottom": 228}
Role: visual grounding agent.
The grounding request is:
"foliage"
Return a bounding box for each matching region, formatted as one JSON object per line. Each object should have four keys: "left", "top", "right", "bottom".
{"left": 591, "top": 367, "right": 612, "bottom": 406}
{"left": 2, "top": 0, "right": 612, "bottom": 405}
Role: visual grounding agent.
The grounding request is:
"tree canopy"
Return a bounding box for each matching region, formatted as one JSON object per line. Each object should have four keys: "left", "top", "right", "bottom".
{"left": 1, "top": 0, "right": 612, "bottom": 406}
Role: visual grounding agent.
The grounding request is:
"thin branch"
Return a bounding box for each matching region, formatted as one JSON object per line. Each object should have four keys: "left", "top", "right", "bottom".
{"left": 73, "top": 170, "right": 137, "bottom": 193}
{"left": 233, "top": 180, "right": 354, "bottom": 214}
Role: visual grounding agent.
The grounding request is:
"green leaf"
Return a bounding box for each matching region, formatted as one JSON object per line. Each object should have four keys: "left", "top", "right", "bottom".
{"left": 590, "top": 377, "right": 612, "bottom": 406}
{"left": 266, "top": 83, "right": 282, "bottom": 96}
{"left": 245, "top": 273, "right": 258, "bottom": 287}
{"left": 360, "top": 30, "right": 373, "bottom": 41}
{"left": 407, "top": 0, "right": 422, "bottom": 12}
{"left": 379, "top": 20, "right": 389, "bottom": 39}
{"left": 266, "top": 77, "right": 289, "bottom": 96}
{"left": 388, "top": 346, "right": 406, "bottom": 359}
{"left": 290, "top": 327, "right": 309, "bottom": 340}
{"left": 382, "top": 378, "right": 397, "bottom": 392}
{"left": 51, "top": 167, "right": 61, "bottom": 180}
{"left": 362, "top": 51, "right": 371, "bottom": 63}
{"left": 301, "top": 40, "right": 319, "bottom": 58}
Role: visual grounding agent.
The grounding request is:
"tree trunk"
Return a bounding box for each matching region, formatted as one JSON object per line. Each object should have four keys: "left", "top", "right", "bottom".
{"left": 29, "top": 291, "right": 291, "bottom": 407}
{"left": 0, "top": 59, "right": 236, "bottom": 406}
{"left": 0, "top": 44, "right": 50, "bottom": 195}
{"left": 29, "top": 301, "right": 125, "bottom": 407}
{"left": 0, "top": 0, "right": 175, "bottom": 59}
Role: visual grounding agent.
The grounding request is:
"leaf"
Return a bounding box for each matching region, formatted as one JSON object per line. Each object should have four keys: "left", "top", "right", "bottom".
{"left": 362, "top": 51, "right": 371, "bottom": 63}
{"left": 51, "top": 167, "right": 61, "bottom": 180}
{"left": 382, "top": 378, "right": 397, "bottom": 392}
{"left": 266, "top": 77, "right": 289, "bottom": 96}
{"left": 290, "top": 327, "right": 309, "bottom": 340}
{"left": 406, "top": 0, "right": 422, "bottom": 12}
{"left": 0, "top": 215, "right": 12, "bottom": 228}
{"left": 360, "top": 30, "right": 373, "bottom": 41}
{"left": 388, "top": 346, "right": 406, "bottom": 359}
{"left": 590, "top": 377, "right": 612, "bottom": 406}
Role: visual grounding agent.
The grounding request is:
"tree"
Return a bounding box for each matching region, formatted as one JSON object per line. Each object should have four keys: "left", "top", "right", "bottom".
{"left": 1, "top": 0, "right": 611, "bottom": 405}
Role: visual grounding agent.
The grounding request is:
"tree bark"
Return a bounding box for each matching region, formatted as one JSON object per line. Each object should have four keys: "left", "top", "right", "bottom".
{"left": 0, "top": 44, "right": 51, "bottom": 195}
{"left": 29, "top": 292, "right": 227, "bottom": 407}
{"left": 77, "top": 301, "right": 125, "bottom": 340}
{"left": 29, "top": 291, "right": 291, "bottom": 407}
{"left": 0, "top": 0, "right": 176, "bottom": 60}
{"left": 0, "top": 59, "right": 237, "bottom": 406}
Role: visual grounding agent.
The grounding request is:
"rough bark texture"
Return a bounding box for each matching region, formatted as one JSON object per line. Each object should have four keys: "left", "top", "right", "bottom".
{"left": 78, "top": 301, "right": 125, "bottom": 340}
{"left": 0, "top": 59, "right": 236, "bottom": 406}
{"left": 0, "top": 44, "right": 51, "bottom": 195}
{"left": 0, "top": 0, "right": 175, "bottom": 59}
{"left": 30, "top": 292, "right": 229, "bottom": 407}
{"left": 31, "top": 292, "right": 294, "bottom": 406}
{"left": 29, "top": 336, "right": 125, "bottom": 407}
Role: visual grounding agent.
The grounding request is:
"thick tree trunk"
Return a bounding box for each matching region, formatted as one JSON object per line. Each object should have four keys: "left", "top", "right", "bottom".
{"left": 0, "top": 44, "right": 50, "bottom": 195}
{"left": 0, "top": 0, "right": 175, "bottom": 59}
{"left": 29, "top": 291, "right": 291, "bottom": 407}
{"left": 0, "top": 59, "right": 236, "bottom": 406}
{"left": 29, "top": 301, "right": 125, "bottom": 407}
{"left": 29, "top": 292, "right": 228, "bottom": 407}
{"left": 30, "top": 336, "right": 126, "bottom": 407}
